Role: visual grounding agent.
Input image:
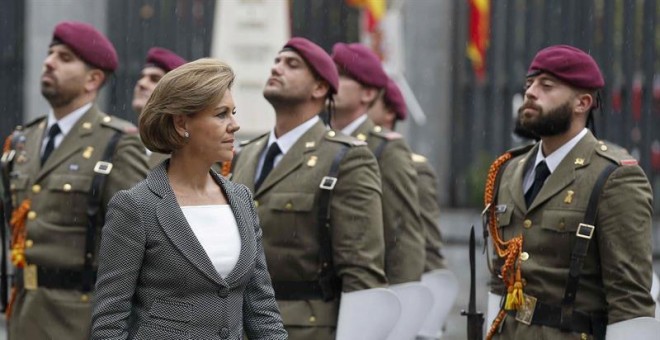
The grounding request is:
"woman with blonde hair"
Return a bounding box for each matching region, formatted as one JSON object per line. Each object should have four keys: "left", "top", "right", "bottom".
{"left": 91, "top": 58, "right": 287, "bottom": 340}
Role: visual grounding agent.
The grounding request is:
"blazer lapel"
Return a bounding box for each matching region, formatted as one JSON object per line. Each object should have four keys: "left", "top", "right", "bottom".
{"left": 36, "top": 107, "right": 98, "bottom": 182}
{"left": 148, "top": 163, "right": 226, "bottom": 286}
{"left": 255, "top": 120, "right": 326, "bottom": 196}
{"left": 236, "top": 135, "right": 267, "bottom": 193}
{"left": 528, "top": 132, "right": 596, "bottom": 211}
{"left": 508, "top": 144, "right": 537, "bottom": 212}
{"left": 211, "top": 172, "right": 256, "bottom": 286}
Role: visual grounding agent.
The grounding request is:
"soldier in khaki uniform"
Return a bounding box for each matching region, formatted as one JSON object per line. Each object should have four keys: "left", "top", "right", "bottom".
{"left": 1, "top": 21, "right": 149, "bottom": 340}
{"left": 131, "top": 47, "right": 187, "bottom": 168}
{"left": 368, "top": 77, "right": 446, "bottom": 271}
{"left": 331, "top": 43, "right": 424, "bottom": 284}
{"left": 231, "top": 37, "right": 386, "bottom": 340}
{"left": 485, "top": 45, "right": 654, "bottom": 340}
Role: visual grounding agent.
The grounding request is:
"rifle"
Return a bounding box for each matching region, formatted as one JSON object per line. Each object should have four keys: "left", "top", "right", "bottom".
{"left": 461, "top": 225, "right": 484, "bottom": 340}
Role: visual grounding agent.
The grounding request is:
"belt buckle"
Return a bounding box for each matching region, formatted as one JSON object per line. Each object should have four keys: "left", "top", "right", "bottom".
{"left": 24, "top": 264, "right": 38, "bottom": 290}
{"left": 515, "top": 294, "right": 537, "bottom": 325}
{"left": 94, "top": 161, "right": 113, "bottom": 175}
{"left": 576, "top": 223, "right": 595, "bottom": 239}
{"left": 319, "top": 176, "right": 337, "bottom": 190}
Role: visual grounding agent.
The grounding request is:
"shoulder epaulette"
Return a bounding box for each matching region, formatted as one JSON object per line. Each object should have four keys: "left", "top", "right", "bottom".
{"left": 505, "top": 143, "right": 535, "bottom": 158}
{"left": 411, "top": 153, "right": 428, "bottom": 163}
{"left": 239, "top": 132, "right": 268, "bottom": 147}
{"left": 324, "top": 130, "right": 366, "bottom": 147}
{"left": 369, "top": 125, "right": 402, "bottom": 141}
{"left": 100, "top": 115, "right": 138, "bottom": 134}
{"left": 25, "top": 115, "right": 47, "bottom": 128}
{"left": 594, "top": 140, "right": 636, "bottom": 166}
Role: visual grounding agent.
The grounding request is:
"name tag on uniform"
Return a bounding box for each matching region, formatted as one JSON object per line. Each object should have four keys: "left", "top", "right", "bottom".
{"left": 24, "top": 264, "right": 38, "bottom": 290}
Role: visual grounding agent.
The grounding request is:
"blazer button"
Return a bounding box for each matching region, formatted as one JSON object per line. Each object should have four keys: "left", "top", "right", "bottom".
{"left": 219, "top": 327, "right": 230, "bottom": 339}
{"left": 217, "top": 288, "right": 229, "bottom": 298}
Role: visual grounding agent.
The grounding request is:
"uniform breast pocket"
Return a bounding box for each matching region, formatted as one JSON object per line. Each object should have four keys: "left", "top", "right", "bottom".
{"left": 495, "top": 204, "right": 514, "bottom": 228}
{"left": 45, "top": 174, "right": 92, "bottom": 225}
{"left": 8, "top": 175, "right": 29, "bottom": 206}
{"left": 540, "top": 209, "right": 586, "bottom": 267}
{"left": 265, "top": 192, "right": 315, "bottom": 242}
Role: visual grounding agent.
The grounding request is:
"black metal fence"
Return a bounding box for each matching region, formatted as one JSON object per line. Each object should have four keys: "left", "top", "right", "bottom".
{"left": 450, "top": 0, "right": 659, "bottom": 211}
{"left": 106, "top": 0, "right": 217, "bottom": 124}
{"left": 0, "top": 0, "right": 25, "bottom": 139}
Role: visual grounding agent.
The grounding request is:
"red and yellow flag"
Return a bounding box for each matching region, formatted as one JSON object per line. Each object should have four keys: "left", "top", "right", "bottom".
{"left": 346, "top": 0, "right": 386, "bottom": 33}
{"left": 467, "top": 0, "right": 490, "bottom": 82}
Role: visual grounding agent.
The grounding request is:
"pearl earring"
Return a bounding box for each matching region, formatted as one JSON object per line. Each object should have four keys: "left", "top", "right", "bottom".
{"left": 184, "top": 131, "right": 190, "bottom": 138}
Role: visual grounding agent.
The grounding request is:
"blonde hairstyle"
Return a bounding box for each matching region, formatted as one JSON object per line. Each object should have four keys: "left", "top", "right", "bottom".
{"left": 139, "top": 58, "right": 235, "bottom": 153}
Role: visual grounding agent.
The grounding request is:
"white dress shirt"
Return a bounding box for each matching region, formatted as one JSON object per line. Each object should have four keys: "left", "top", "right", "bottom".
{"left": 41, "top": 102, "right": 93, "bottom": 156}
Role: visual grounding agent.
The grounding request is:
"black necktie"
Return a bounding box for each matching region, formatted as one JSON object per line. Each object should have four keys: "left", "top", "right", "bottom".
{"left": 525, "top": 160, "right": 550, "bottom": 207}
{"left": 255, "top": 142, "right": 282, "bottom": 191}
{"left": 41, "top": 123, "right": 61, "bottom": 166}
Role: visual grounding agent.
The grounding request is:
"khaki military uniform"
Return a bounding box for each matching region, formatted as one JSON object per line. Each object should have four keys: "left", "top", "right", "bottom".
{"left": 4, "top": 106, "right": 149, "bottom": 340}
{"left": 489, "top": 131, "right": 655, "bottom": 339}
{"left": 231, "top": 120, "right": 387, "bottom": 340}
{"left": 411, "top": 153, "right": 446, "bottom": 271}
{"left": 352, "top": 119, "right": 424, "bottom": 284}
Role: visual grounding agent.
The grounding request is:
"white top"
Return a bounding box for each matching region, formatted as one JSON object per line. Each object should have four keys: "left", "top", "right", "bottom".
{"left": 42, "top": 102, "right": 93, "bottom": 155}
{"left": 523, "top": 128, "right": 588, "bottom": 192}
{"left": 341, "top": 114, "right": 368, "bottom": 136}
{"left": 181, "top": 205, "right": 241, "bottom": 278}
{"left": 255, "top": 115, "right": 320, "bottom": 181}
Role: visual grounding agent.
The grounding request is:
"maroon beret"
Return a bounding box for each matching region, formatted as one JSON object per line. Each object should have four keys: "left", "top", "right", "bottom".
{"left": 146, "top": 47, "right": 187, "bottom": 72}
{"left": 528, "top": 44, "right": 604, "bottom": 89}
{"left": 283, "top": 37, "right": 339, "bottom": 94}
{"left": 53, "top": 21, "right": 118, "bottom": 72}
{"left": 384, "top": 78, "right": 407, "bottom": 120}
{"left": 331, "top": 43, "right": 388, "bottom": 89}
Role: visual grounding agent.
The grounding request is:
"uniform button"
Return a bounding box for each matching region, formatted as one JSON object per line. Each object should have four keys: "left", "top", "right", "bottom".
{"left": 10, "top": 184, "right": 16, "bottom": 191}
{"left": 219, "top": 327, "right": 230, "bottom": 338}
{"left": 558, "top": 221, "right": 566, "bottom": 230}
{"left": 27, "top": 211, "right": 37, "bottom": 220}
{"left": 254, "top": 200, "right": 259, "bottom": 208}
{"left": 523, "top": 219, "right": 532, "bottom": 229}
{"left": 285, "top": 202, "right": 293, "bottom": 210}
{"left": 600, "top": 145, "right": 608, "bottom": 151}
{"left": 217, "top": 288, "right": 229, "bottom": 298}
{"left": 25, "top": 239, "right": 34, "bottom": 248}
{"left": 103, "top": 116, "right": 112, "bottom": 123}
{"left": 521, "top": 278, "right": 527, "bottom": 286}
{"left": 581, "top": 333, "right": 588, "bottom": 340}
{"left": 327, "top": 131, "right": 336, "bottom": 137}
{"left": 63, "top": 183, "right": 72, "bottom": 192}
{"left": 373, "top": 126, "right": 382, "bottom": 132}
{"left": 309, "top": 316, "right": 316, "bottom": 323}
{"left": 32, "top": 184, "right": 41, "bottom": 193}
{"left": 80, "top": 294, "right": 89, "bottom": 302}
{"left": 520, "top": 252, "right": 529, "bottom": 261}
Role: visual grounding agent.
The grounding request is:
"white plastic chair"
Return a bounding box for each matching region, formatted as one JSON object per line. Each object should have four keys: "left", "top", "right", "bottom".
{"left": 606, "top": 317, "right": 660, "bottom": 339}
{"left": 336, "top": 288, "right": 401, "bottom": 340}
{"left": 387, "top": 282, "right": 434, "bottom": 340}
{"left": 417, "top": 269, "right": 460, "bottom": 339}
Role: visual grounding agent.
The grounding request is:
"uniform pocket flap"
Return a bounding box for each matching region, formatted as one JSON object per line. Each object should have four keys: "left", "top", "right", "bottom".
{"left": 47, "top": 174, "right": 92, "bottom": 193}
{"left": 149, "top": 299, "right": 192, "bottom": 323}
{"left": 269, "top": 192, "right": 315, "bottom": 212}
{"left": 495, "top": 204, "right": 514, "bottom": 227}
{"left": 541, "top": 209, "right": 585, "bottom": 233}
{"left": 9, "top": 175, "right": 29, "bottom": 190}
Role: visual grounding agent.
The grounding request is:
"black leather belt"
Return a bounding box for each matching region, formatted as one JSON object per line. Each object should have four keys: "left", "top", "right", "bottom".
{"left": 16, "top": 266, "right": 97, "bottom": 291}
{"left": 272, "top": 281, "right": 332, "bottom": 300}
{"left": 507, "top": 300, "right": 607, "bottom": 336}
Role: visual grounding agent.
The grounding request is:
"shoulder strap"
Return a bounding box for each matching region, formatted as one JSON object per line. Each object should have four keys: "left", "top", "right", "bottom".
{"left": 82, "top": 131, "right": 123, "bottom": 292}
{"left": 316, "top": 144, "right": 350, "bottom": 301}
{"left": 373, "top": 139, "right": 388, "bottom": 160}
{"left": 560, "top": 163, "right": 618, "bottom": 333}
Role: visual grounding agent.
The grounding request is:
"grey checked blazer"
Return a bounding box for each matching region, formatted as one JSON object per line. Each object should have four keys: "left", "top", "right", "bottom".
{"left": 91, "top": 162, "right": 287, "bottom": 340}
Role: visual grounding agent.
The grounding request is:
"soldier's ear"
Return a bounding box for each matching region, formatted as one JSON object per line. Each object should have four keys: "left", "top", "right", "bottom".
{"left": 85, "top": 69, "right": 105, "bottom": 92}
{"left": 311, "top": 80, "right": 330, "bottom": 100}
{"left": 574, "top": 92, "right": 593, "bottom": 115}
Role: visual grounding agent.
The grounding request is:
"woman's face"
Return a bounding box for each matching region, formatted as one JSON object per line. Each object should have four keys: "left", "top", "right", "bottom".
{"left": 182, "top": 90, "right": 240, "bottom": 163}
